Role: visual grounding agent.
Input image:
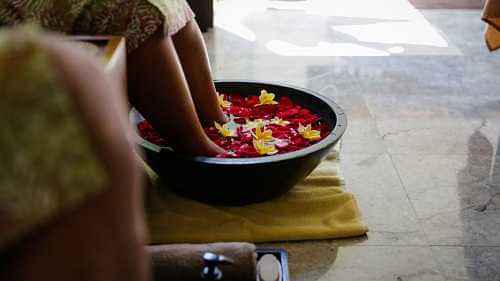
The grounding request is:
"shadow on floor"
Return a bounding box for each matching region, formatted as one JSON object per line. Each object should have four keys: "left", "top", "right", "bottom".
{"left": 457, "top": 122, "right": 500, "bottom": 280}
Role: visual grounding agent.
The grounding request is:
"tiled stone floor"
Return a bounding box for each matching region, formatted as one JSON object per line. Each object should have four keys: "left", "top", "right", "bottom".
{"left": 408, "top": 0, "right": 485, "bottom": 9}
{"left": 205, "top": 1, "right": 500, "bottom": 280}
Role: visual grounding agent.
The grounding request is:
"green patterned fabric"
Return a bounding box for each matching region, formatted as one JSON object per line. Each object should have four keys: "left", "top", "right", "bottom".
{"left": 0, "top": 29, "right": 107, "bottom": 251}
{"left": 0, "top": 0, "right": 194, "bottom": 51}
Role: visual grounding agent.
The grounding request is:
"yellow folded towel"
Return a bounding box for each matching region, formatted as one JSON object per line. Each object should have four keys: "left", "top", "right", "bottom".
{"left": 145, "top": 145, "right": 368, "bottom": 244}
{"left": 483, "top": 0, "right": 500, "bottom": 51}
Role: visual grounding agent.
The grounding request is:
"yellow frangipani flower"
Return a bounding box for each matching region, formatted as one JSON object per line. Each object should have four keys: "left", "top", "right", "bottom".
{"left": 244, "top": 119, "right": 264, "bottom": 131}
{"left": 214, "top": 121, "right": 237, "bottom": 137}
{"left": 253, "top": 123, "right": 274, "bottom": 142}
{"left": 253, "top": 139, "right": 278, "bottom": 155}
{"left": 256, "top": 89, "right": 278, "bottom": 106}
{"left": 298, "top": 123, "right": 321, "bottom": 141}
{"left": 270, "top": 117, "right": 290, "bottom": 127}
{"left": 217, "top": 93, "right": 231, "bottom": 108}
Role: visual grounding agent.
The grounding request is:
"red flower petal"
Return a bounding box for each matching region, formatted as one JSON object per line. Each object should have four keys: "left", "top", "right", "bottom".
{"left": 137, "top": 92, "right": 331, "bottom": 158}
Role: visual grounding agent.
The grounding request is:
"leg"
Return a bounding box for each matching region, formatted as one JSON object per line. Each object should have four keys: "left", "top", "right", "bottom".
{"left": 172, "top": 20, "right": 227, "bottom": 125}
{"left": 127, "top": 31, "right": 224, "bottom": 156}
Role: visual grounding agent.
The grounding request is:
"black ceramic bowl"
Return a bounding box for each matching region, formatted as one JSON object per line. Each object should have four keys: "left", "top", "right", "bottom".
{"left": 130, "top": 81, "right": 347, "bottom": 206}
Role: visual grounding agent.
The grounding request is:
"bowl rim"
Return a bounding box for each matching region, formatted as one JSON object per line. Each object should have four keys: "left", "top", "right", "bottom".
{"left": 131, "top": 80, "right": 347, "bottom": 165}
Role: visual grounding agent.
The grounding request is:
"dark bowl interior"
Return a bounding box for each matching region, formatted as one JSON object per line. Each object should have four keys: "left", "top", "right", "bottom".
{"left": 131, "top": 80, "right": 347, "bottom": 206}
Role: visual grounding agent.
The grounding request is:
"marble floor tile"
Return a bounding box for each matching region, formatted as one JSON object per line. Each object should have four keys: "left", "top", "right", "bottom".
{"left": 341, "top": 153, "right": 427, "bottom": 245}
{"left": 365, "top": 92, "right": 500, "bottom": 155}
{"left": 421, "top": 10, "right": 493, "bottom": 56}
{"left": 264, "top": 242, "right": 445, "bottom": 281}
{"left": 365, "top": 94, "right": 486, "bottom": 120}
{"left": 391, "top": 154, "right": 500, "bottom": 193}
{"left": 235, "top": 55, "right": 468, "bottom": 98}
{"left": 331, "top": 95, "right": 375, "bottom": 121}
{"left": 409, "top": 0, "right": 486, "bottom": 9}
{"left": 409, "top": 185, "right": 500, "bottom": 246}
{"left": 211, "top": 55, "right": 337, "bottom": 88}
{"left": 431, "top": 246, "right": 500, "bottom": 281}
{"left": 313, "top": 246, "right": 445, "bottom": 281}
{"left": 331, "top": 94, "right": 387, "bottom": 154}
{"left": 392, "top": 154, "right": 500, "bottom": 245}
{"left": 341, "top": 119, "right": 387, "bottom": 154}
{"left": 375, "top": 118, "right": 499, "bottom": 155}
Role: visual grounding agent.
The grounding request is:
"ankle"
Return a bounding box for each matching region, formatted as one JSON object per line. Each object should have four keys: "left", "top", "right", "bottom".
{"left": 200, "top": 110, "right": 227, "bottom": 126}
{"left": 174, "top": 135, "right": 224, "bottom": 157}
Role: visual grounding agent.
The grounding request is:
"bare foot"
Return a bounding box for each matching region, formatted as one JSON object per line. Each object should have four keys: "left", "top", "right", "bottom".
{"left": 203, "top": 139, "right": 226, "bottom": 156}
{"left": 210, "top": 108, "right": 228, "bottom": 126}
{"left": 182, "top": 136, "right": 225, "bottom": 157}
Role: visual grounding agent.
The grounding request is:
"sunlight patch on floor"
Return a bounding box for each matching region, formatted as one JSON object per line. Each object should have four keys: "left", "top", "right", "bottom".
{"left": 266, "top": 41, "right": 391, "bottom": 56}
{"left": 214, "top": 0, "right": 460, "bottom": 56}
{"left": 331, "top": 21, "right": 449, "bottom": 47}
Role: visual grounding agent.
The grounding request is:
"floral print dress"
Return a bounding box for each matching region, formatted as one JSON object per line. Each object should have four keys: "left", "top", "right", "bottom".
{"left": 0, "top": 0, "right": 194, "bottom": 51}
